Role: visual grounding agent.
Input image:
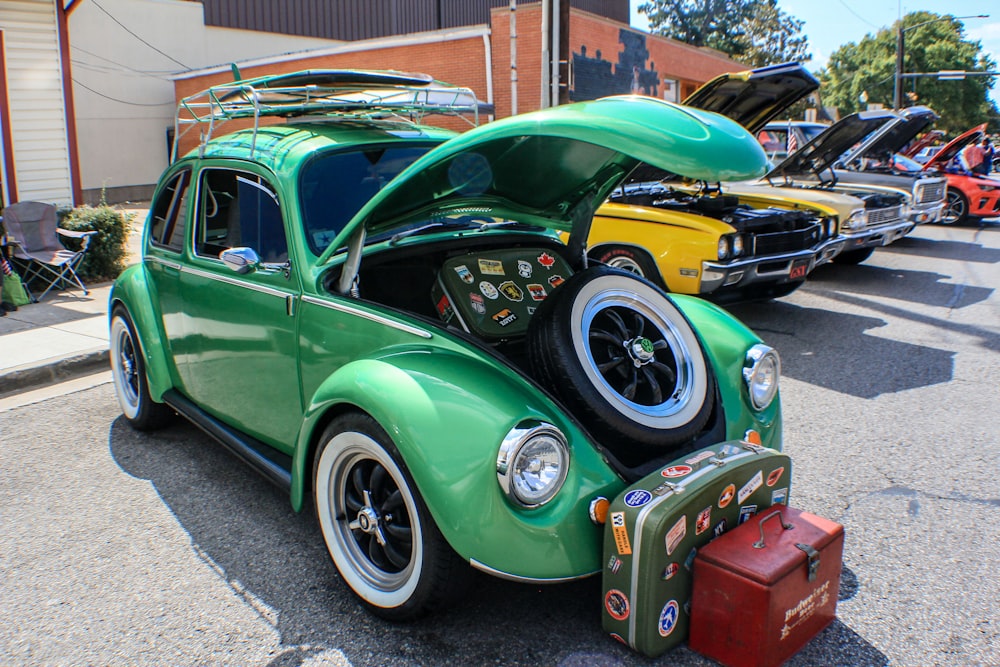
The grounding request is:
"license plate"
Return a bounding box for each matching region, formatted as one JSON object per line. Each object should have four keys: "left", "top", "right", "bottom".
{"left": 789, "top": 259, "right": 809, "bottom": 280}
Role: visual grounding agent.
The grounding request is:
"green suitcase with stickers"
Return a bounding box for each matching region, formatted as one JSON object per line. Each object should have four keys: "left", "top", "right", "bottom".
{"left": 602, "top": 441, "right": 791, "bottom": 657}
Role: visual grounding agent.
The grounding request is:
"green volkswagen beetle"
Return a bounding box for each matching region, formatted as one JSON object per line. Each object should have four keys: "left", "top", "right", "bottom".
{"left": 109, "top": 70, "right": 782, "bottom": 621}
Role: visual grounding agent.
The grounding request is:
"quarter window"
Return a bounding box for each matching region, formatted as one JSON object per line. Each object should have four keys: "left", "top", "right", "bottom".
{"left": 149, "top": 169, "right": 191, "bottom": 251}
{"left": 195, "top": 169, "right": 287, "bottom": 263}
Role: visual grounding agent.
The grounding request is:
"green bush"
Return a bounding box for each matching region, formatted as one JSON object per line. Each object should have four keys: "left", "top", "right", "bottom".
{"left": 59, "top": 205, "right": 133, "bottom": 282}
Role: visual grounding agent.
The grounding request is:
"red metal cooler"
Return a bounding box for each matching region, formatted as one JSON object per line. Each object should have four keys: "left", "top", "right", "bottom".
{"left": 689, "top": 506, "right": 844, "bottom": 667}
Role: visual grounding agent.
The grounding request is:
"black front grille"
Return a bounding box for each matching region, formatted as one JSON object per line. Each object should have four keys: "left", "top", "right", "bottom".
{"left": 752, "top": 223, "right": 822, "bottom": 255}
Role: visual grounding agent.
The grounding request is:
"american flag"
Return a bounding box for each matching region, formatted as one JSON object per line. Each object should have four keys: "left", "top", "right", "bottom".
{"left": 786, "top": 127, "right": 798, "bottom": 154}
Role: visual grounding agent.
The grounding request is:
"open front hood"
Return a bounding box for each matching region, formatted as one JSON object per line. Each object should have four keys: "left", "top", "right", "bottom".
{"left": 318, "top": 96, "right": 768, "bottom": 264}
{"left": 839, "top": 106, "right": 938, "bottom": 164}
{"left": 681, "top": 62, "right": 820, "bottom": 134}
{"left": 923, "top": 123, "right": 986, "bottom": 170}
{"left": 765, "top": 110, "right": 896, "bottom": 180}
{"left": 902, "top": 129, "right": 945, "bottom": 158}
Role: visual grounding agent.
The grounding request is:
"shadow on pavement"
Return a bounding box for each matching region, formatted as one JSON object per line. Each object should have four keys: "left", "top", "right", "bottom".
{"left": 876, "top": 232, "right": 1000, "bottom": 264}
{"left": 806, "top": 262, "right": 993, "bottom": 309}
{"left": 109, "top": 418, "right": 889, "bottom": 667}
{"left": 726, "top": 300, "right": 955, "bottom": 398}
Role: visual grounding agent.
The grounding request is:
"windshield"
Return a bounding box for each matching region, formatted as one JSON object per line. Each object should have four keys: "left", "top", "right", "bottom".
{"left": 892, "top": 153, "right": 924, "bottom": 172}
{"left": 799, "top": 124, "right": 827, "bottom": 144}
{"left": 300, "top": 144, "right": 435, "bottom": 254}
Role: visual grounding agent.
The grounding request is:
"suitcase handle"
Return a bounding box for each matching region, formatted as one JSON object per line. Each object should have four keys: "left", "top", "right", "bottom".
{"left": 752, "top": 509, "right": 795, "bottom": 549}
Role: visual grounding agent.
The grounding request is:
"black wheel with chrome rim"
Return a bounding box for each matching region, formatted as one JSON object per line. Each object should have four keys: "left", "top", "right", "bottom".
{"left": 314, "top": 413, "right": 469, "bottom": 620}
{"left": 110, "top": 307, "right": 172, "bottom": 430}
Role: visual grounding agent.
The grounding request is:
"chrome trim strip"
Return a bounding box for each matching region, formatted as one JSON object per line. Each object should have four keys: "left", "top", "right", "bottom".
{"left": 301, "top": 295, "right": 433, "bottom": 339}
{"left": 469, "top": 558, "right": 598, "bottom": 583}
{"left": 182, "top": 265, "right": 292, "bottom": 299}
{"left": 146, "top": 255, "right": 182, "bottom": 271}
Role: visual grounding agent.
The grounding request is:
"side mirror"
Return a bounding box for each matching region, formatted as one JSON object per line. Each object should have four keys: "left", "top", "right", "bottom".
{"left": 220, "top": 247, "right": 260, "bottom": 274}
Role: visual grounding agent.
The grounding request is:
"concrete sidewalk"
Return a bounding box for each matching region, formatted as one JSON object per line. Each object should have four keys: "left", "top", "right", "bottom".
{"left": 0, "top": 283, "right": 112, "bottom": 398}
{"left": 0, "top": 204, "right": 146, "bottom": 401}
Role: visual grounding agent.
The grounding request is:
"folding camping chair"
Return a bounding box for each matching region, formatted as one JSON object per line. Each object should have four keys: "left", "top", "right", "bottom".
{"left": 1, "top": 201, "right": 97, "bottom": 302}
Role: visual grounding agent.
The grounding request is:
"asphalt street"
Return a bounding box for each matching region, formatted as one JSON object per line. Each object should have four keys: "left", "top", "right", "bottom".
{"left": 1, "top": 220, "right": 997, "bottom": 666}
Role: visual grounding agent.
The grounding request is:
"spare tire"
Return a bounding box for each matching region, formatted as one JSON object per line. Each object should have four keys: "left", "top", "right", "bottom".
{"left": 528, "top": 265, "right": 715, "bottom": 449}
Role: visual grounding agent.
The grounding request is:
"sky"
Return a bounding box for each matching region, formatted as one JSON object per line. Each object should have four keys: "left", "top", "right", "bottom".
{"left": 629, "top": 0, "right": 1000, "bottom": 106}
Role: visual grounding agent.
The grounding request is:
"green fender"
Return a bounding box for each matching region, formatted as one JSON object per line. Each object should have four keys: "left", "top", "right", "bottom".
{"left": 291, "top": 348, "right": 624, "bottom": 580}
{"left": 672, "top": 294, "right": 782, "bottom": 448}
{"left": 108, "top": 264, "right": 173, "bottom": 402}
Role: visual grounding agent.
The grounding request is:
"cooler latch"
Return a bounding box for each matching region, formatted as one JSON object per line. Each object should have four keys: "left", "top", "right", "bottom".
{"left": 795, "top": 543, "right": 820, "bottom": 582}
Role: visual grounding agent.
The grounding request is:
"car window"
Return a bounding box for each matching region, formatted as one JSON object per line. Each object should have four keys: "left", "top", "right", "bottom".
{"left": 299, "top": 145, "right": 433, "bottom": 255}
{"left": 149, "top": 169, "right": 191, "bottom": 252}
{"left": 195, "top": 168, "right": 287, "bottom": 263}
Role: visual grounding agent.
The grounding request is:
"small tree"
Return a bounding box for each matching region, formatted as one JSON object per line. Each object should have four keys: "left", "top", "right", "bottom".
{"left": 819, "top": 12, "right": 998, "bottom": 134}
{"left": 59, "top": 205, "right": 133, "bottom": 282}
{"left": 639, "top": 0, "right": 811, "bottom": 67}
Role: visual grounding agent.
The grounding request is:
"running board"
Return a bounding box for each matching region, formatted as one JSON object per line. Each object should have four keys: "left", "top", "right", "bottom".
{"left": 162, "top": 390, "right": 293, "bottom": 491}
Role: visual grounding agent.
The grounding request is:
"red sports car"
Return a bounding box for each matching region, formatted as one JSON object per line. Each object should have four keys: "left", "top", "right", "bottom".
{"left": 905, "top": 123, "right": 1000, "bottom": 223}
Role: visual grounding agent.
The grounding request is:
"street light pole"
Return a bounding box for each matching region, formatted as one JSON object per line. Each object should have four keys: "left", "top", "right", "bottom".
{"left": 893, "top": 14, "right": 989, "bottom": 110}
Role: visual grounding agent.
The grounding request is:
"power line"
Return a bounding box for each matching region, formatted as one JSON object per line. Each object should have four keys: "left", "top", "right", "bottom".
{"left": 90, "top": 0, "right": 190, "bottom": 69}
{"left": 835, "top": 0, "right": 881, "bottom": 30}
{"left": 74, "top": 45, "right": 180, "bottom": 76}
{"left": 72, "top": 78, "right": 175, "bottom": 107}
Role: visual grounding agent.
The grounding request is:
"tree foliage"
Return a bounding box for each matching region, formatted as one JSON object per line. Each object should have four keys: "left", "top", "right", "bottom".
{"left": 639, "top": 0, "right": 810, "bottom": 67}
{"left": 818, "top": 12, "right": 998, "bottom": 135}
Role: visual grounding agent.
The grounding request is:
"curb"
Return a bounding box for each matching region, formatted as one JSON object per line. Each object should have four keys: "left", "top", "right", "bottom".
{"left": 0, "top": 348, "right": 110, "bottom": 399}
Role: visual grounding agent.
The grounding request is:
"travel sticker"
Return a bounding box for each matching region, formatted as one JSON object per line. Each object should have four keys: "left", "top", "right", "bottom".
{"left": 695, "top": 506, "right": 712, "bottom": 535}
{"left": 624, "top": 490, "right": 652, "bottom": 507}
{"left": 662, "top": 562, "right": 679, "bottom": 580}
{"left": 738, "top": 470, "right": 764, "bottom": 504}
{"left": 767, "top": 467, "right": 785, "bottom": 487}
{"left": 527, "top": 283, "right": 547, "bottom": 301}
{"left": 479, "top": 281, "right": 499, "bottom": 300}
{"left": 658, "top": 600, "right": 679, "bottom": 637}
{"left": 435, "top": 295, "right": 453, "bottom": 320}
{"left": 718, "top": 483, "right": 736, "bottom": 508}
{"left": 739, "top": 505, "right": 758, "bottom": 525}
{"left": 478, "top": 258, "right": 504, "bottom": 275}
{"left": 661, "top": 465, "right": 693, "bottom": 479}
{"left": 499, "top": 281, "right": 524, "bottom": 302}
{"left": 610, "top": 511, "right": 632, "bottom": 555}
{"left": 605, "top": 589, "right": 630, "bottom": 621}
{"left": 537, "top": 252, "right": 556, "bottom": 268}
{"left": 713, "top": 519, "right": 727, "bottom": 538}
{"left": 772, "top": 487, "right": 788, "bottom": 505}
{"left": 720, "top": 443, "right": 743, "bottom": 457}
{"left": 517, "top": 260, "right": 533, "bottom": 278}
{"left": 547, "top": 274, "right": 565, "bottom": 289}
{"left": 606, "top": 554, "right": 622, "bottom": 574}
{"left": 453, "top": 264, "right": 474, "bottom": 284}
{"left": 665, "top": 515, "right": 686, "bottom": 555}
{"left": 684, "top": 547, "right": 697, "bottom": 571}
{"left": 469, "top": 293, "right": 486, "bottom": 315}
{"left": 491, "top": 309, "right": 517, "bottom": 327}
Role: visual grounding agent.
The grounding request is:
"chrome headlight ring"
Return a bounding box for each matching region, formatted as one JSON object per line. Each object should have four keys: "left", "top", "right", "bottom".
{"left": 742, "top": 344, "right": 781, "bottom": 411}
{"left": 846, "top": 209, "right": 867, "bottom": 231}
{"left": 496, "top": 422, "right": 569, "bottom": 508}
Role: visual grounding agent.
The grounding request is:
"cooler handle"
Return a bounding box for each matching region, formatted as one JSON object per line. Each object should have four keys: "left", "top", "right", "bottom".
{"left": 752, "top": 509, "right": 795, "bottom": 549}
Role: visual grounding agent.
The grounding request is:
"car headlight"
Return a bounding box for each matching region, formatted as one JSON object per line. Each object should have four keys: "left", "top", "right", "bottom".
{"left": 496, "top": 423, "right": 569, "bottom": 508}
{"left": 731, "top": 234, "right": 745, "bottom": 257}
{"left": 742, "top": 344, "right": 780, "bottom": 411}
{"left": 846, "top": 209, "right": 867, "bottom": 230}
{"left": 978, "top": 183, "right": 998, "bottom": 192}
{"left": 717, "top": 237, "right": 731, "bottom": 261}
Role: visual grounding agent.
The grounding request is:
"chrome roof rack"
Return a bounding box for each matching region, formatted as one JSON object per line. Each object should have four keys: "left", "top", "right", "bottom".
{"left": 172, "top": 69, "right": 491, "bottom": 162}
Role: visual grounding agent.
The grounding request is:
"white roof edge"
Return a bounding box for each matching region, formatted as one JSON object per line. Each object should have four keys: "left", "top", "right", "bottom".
{"left": 172, "top": 25, "right": 492, "bottom": 81}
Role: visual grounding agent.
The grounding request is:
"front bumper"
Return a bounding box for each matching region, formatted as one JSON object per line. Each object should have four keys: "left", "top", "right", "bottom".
{"left": 841, "top": 218, "right": 914, "bottom": 251}
{"left": 700, "top": 237, "right": 845, "bottom": 294}
{"left": 910, "top": 201, "right": 945, "bottom": 224}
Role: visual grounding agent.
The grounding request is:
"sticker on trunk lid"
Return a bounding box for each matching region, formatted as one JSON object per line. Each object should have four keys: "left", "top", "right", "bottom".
{"left": 665, "top": 515, "right": 686, "bottom": 555}
{"left": 738, "top": 470, "right": 764, "bottom": 504}
{"left": 610, "top": 511, "right": 632, "bottom": 555}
